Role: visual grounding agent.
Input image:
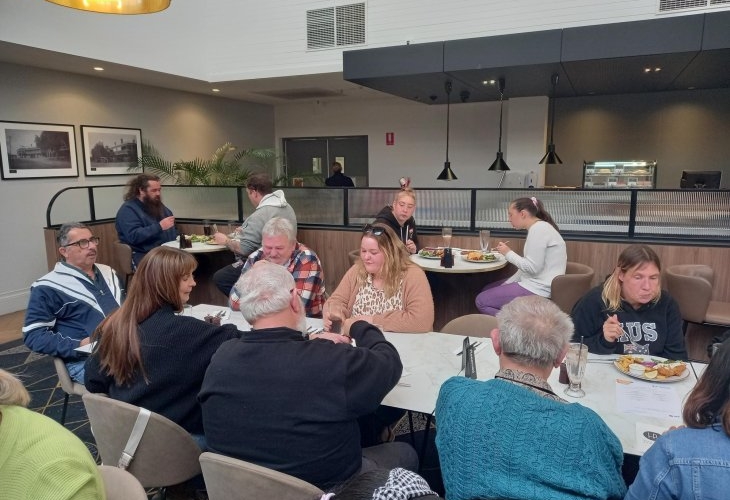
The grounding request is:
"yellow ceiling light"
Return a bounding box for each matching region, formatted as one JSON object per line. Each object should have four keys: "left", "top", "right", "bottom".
{"left": 45, "top": 0, "right": 171, "bottom": 14}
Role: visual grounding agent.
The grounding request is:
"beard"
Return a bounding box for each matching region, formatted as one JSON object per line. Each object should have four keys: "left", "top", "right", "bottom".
{"left": 142, "top": 196, "right": 165, "bottom": 220}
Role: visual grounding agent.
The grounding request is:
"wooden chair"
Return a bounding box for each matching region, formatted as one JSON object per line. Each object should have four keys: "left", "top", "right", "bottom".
{"left": 440, "top": 314, "right": 497, "bottom": 338}
{"left": 665, "top": 264, "right": 730, "bottom": 332}
{"left": 113, "top": 241, "right": 135, "bottom": 287}
{"left": 52, "top": 357, "right": 88, "bottom": 425}
{"left": 199, "top": 452, "right": 323, "bottom": 500}
{"left": 98, "top": 465, "right": 147, "bottom": 500}
{"left": 551, "top": 262, "right": 595, "bottom": 314}
{"left": 83, "top": 393, "right": 202, "bottom": 497}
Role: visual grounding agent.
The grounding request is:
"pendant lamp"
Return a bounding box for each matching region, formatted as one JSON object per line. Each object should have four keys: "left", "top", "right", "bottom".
{"left": 437, "top": 81, "right": 458, "bottom": 181}
{"left": 488, "top": 78, "right": 509, "bottom": 171}
{"left": 45, "top": 0, "right": 171, "bottom": 14}
{"left": 539, "top": 73, "right": 563, "bottom": 164}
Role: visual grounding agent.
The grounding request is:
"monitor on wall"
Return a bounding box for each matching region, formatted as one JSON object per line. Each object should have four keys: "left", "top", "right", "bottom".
{"left": 680, "top": 170, "right": 722, "bottom": 189}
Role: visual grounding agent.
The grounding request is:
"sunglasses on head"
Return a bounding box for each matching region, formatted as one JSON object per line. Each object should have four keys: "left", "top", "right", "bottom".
{"left": 362, "top": 224, "right": 385, "bottom": 236}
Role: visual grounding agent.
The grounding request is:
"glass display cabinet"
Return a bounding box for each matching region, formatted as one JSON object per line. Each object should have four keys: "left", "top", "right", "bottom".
{"left": 583, "top": 160, "right": 657, "bottom": 189}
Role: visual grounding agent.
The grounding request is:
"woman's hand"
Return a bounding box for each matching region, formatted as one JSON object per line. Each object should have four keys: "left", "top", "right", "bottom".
{"left": 495, "top": 241, "right": 511, "bottom": 255}
{"left": 602, "top": 314, "right": 623, "bottom": 343}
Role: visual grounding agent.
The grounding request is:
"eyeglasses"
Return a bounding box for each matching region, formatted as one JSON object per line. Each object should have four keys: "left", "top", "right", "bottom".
{"left": 362, "top": 224, "right": 385, "bottom": 236}
{"left": 63, "top": 236, "right": 100, "bottom": 249}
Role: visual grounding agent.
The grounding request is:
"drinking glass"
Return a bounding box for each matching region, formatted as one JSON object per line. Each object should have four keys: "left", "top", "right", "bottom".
{"left": 227, "top": 220, "right": 238, "bottom": 237}
{"left": 203, "top": 220, "right": 212, "bottom": 236}
{"left": 479, "top": 230, "right": 491, "bottom": 253}
{"left": 442, "top": 227, "right": 453, "bottom": 248}
{"left": 564, "top": 343, "right": 588, "bottom": 398}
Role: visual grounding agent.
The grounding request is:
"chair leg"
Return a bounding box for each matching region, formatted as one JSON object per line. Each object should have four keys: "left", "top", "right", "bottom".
{"left": 61, "top": 393, "right": 69, "bottom": 425}
{"left": 418, "top": 414, "right": 433, "bottom": 474}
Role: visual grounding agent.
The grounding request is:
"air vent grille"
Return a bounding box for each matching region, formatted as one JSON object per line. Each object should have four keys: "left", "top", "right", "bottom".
{"left": 659, "top": 0, "right": 729, "bottom": 11}
{"left": 307, "top": 2, "right": 365, "bottom": 50}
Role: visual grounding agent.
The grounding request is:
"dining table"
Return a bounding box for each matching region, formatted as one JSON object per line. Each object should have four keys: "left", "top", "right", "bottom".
{"left": 410, "top": 249, "right": 511, "bottom": 329}
{"left": 191, "top": 304, "right": 701, "bottom": 457}
{"left": 163, "top": 240, "right": 232, "bottom": 306}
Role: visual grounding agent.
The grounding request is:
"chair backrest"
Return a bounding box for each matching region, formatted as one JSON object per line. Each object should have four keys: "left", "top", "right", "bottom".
{"left": 98, "top": 465, "right": 147, "bottom": 500}
{"left": 53, "top": 357, "right": 88, "bottom": 396}
{"left": 551, "top": 262, "right": 595, "bottom": 314}
{"left": 199, "top": 452, "right": 324, "bottom": 500}
{"left": 82, "top": 393, "right": 202, "bottom": 488}
{"left": 348, "top": 249, "right": 360, "bottom": 266}
{"left": 665, "top": 264, "right": 714, "bottom": 323}
{"left": 440, "top": 314, "right": 498, "bottom": 338}
{"left": 113, "top": 241, "right": 134, "bottom": 277}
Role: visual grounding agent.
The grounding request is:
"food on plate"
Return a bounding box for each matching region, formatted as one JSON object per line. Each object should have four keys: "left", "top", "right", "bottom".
{"left": 188, "top": 234, "right": 212, "bottom": 243}
{"left": 419, "top": 247, "right": 444, "bottom": 258}
{"left": 465, "top": 251, "right": 497, "bottom": 262}
{"left": 616, "top": 355, "right": 686, "bottom": 380}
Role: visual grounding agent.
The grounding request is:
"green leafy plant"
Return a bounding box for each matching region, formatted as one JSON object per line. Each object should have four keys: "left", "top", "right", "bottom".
{"left": 130, "top": 141, "right": 277, "bottom": 186}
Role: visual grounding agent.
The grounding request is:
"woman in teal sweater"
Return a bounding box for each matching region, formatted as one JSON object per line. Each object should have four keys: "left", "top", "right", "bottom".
{"left": 435, "top": 295, "right": 626, "bottom": 500}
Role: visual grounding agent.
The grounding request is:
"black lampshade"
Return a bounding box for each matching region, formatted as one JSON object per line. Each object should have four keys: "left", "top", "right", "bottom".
{"left": 438, "top": 161, "right": 458, "bottom": 180}
{"left": 438, "top": 81, "right": 457, "bottom": 180}
{"left": 489, "top": 78, "right": 509, "bottom": 171}
{"left": 539, "top": 73, "right": 563, "bottom": 165}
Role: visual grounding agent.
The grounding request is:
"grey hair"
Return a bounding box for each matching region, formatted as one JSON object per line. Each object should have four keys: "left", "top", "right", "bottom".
{"left": 57, "top": 222, "right": 90, "bottom": 247}
{"left": 235, "top": 264, "right": 295, "bottom": 324}
{"left": 0, "top": 369, "right": 30, "bottom": 407}
{"left": 496, "top": 296, "right": 574, "bottom": 369}
{"left": 261, "top": 217, "right": 296, "bottom": 243}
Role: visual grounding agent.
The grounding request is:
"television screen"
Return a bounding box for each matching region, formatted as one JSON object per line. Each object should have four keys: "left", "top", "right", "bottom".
{"left": 680, "top": 170, "right": 722, "bottom": 189}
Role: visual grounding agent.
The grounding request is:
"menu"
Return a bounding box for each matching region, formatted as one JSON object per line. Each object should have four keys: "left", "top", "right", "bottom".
{"left": 615, "top": 379, "right": 682, "bottom": 420}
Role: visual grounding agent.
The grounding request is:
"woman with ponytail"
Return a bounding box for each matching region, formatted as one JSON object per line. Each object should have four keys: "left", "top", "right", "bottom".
{"left": 475, "top": 196, "right": 566, "bottom": 316}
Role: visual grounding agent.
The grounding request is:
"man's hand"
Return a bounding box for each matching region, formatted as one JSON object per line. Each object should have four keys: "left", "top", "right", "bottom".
{"left": 309, "top": 332, "right": 351, "bottom": 344}
{"left": 160, "top": 216, "right": 175, "bottom": 231}
{"left": 211, "top": 232, "right": 229, "bottom": 245}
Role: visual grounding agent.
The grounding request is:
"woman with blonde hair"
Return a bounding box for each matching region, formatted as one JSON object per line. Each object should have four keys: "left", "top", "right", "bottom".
{"left": 324, "top": 223, "right": 433, "bottom": 335}
{"left": 85, "top": 246, "right": 241, "bottom": 442}
{"left": 0, "top": 369, "right": 105, "bottom": 499}
{"left": 374, "top": 187, "right": 419, "bottom": 254}
{"left": 476, "top": 196, "right": 566, "bottom": 316}
{"left": 571, "top": 244, "right": 686, "bottom": 359}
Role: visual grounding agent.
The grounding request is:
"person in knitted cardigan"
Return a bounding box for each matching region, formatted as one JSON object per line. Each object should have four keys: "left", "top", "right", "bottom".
{"left": 324, "top": 223, "right": 433, "bottom": 335}
{"left": 0, "top": 369, "right": 105, "bottom": 500}
{"left": 85, "top": 246, "right": 241, "bottom": 444}
{"left": 436, "top": 296, "right": 627, "bottom": 500}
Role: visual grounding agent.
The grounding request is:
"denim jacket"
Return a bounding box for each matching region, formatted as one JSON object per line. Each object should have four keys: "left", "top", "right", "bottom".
{"left": 626, "top": 423, "right": 730, "bottom": 500}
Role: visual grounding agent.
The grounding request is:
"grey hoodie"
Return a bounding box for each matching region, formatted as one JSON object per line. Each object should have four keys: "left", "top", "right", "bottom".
{"left": 237, "top": 190, "right": 298, "bottom": 257}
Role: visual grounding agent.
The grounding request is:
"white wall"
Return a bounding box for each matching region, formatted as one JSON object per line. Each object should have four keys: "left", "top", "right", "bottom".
{"left": 0, "top": 62, "right": 274, "bottom": 315}
{"left": 0, "top": 0, "right": 705, "bottom": 82}
{"left": 275, "top": 95, "right": 548, "bottom": 188}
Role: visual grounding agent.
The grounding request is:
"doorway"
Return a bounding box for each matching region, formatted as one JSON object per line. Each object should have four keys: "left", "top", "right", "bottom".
{"left": 282, "top": 136, "right": 368, "bottom": 186}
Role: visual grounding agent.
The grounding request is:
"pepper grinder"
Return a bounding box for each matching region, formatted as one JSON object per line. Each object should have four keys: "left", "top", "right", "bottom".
{"left": 440, "top": 247, "right": 454, "bottom": 268}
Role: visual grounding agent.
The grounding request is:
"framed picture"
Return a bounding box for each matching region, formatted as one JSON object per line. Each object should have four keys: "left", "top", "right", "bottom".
{"left": 81, "top": 125, "right": 142, "bottom": 176}
{"left": 0, "top": 121, "right": 78, "bottom": 180}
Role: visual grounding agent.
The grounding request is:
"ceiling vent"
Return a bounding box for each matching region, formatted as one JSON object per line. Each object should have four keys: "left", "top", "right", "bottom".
{"left": 253, "top": 88, "right": 343, "bottom": 100}
{"left": 659, "top": 0, "right": 730, "bottom": 11}
{"left": 307, "top": 2, "right": 365, "bottom": 50}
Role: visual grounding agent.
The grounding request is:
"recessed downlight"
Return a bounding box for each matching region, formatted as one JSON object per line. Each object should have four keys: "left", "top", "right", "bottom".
{"left": 93, "top": 67, "right": 104, "bottom": 71}
{"left": 212, "top": 88, "right": 220, "bottom": 93}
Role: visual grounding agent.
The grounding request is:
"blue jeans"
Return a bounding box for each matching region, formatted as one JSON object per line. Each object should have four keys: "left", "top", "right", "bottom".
{"left": 66, "top": 359, "right": 86, "bottom": 383}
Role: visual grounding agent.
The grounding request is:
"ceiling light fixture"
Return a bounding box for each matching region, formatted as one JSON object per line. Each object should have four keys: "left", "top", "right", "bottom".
{"left": 539, "top": 73, "right": 563, "bottom": 165}
{"left": 93, "top": 67, "right": 104, "bottom": 71}
{"left": 45, "top": 0, "right": 171, "bottom": 14}
{"left": 212, "top": 88, "right": 220, "bottom": 93}
{"left": 437, "top": 81, "right": 458, "bottom": 181}
{"left": 488, "top": 78, "right": 509, "bottom": 171}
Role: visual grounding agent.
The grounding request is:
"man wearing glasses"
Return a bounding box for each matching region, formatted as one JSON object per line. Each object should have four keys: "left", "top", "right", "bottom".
{"left": 23, "top": 222, "right": 123, "bottom": 382}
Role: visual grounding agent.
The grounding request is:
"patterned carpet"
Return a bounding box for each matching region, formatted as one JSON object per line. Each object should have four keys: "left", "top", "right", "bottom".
{"left": 0, "top": 339, "right": 97, "bottom": 458}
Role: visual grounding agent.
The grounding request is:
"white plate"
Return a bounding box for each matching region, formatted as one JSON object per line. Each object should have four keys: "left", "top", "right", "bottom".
{"left": 418, "top": 248, "right": 443, "bottom": 260}
{"left": 613, "top": 355, "right": 690, "bottom": 383}
{"left": 461, "top": 253, "right": 499, "bottom": 263}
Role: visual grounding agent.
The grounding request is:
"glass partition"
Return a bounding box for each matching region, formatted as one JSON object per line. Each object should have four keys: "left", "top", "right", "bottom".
{"left": 46, "top": 185, "right": 730, "bottom": 245}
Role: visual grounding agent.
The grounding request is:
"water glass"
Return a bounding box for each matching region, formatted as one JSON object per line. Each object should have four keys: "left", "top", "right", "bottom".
{"left": 442, "top": 227, "right": 453, "bottom": 248}
{"left": 564, "top": 343, "right": 588, "bottom": 398}
{"left": 479, "top": 230, "right": 491, "bottom": 253}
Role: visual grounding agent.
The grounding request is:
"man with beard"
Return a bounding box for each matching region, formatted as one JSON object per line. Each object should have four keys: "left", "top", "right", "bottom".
{"left": 116, "top": 173, "right": 177, "bottom": 268}
{"left": 23, "top": 222, "right": 123, "bottom": 382}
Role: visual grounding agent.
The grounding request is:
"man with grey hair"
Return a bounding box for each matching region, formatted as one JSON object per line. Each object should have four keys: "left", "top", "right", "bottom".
{"left": 23, "top": 222, "right": 123, "bottom": 382}
{"left": 435, "top": 296, "right": 626, "bottom": 500}
{"left": 200, "top": 264, "right": 417, "bottom": 491}
{"left": 229, "top": 217, "right": 325, "bottom": 317}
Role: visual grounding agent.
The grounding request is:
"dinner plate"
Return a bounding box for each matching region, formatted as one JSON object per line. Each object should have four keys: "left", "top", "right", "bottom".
{"left": 613, "top": 355, "right": 690, "bottom": 383}
{"left": 462, "top": 253, "right": 499, "bottom": 263}
{"left": 418, "top": 248, "right": 443, "bottom": 260}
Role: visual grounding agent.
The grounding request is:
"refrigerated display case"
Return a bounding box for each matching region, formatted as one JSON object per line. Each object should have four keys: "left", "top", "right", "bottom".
{"left": 583, "top": 160, "right": 657, "bottom": 189}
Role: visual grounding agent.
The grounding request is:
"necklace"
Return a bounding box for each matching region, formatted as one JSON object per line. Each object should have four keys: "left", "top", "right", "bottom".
{"left": 495, "top": 374, "right": 556, "bottom": 397}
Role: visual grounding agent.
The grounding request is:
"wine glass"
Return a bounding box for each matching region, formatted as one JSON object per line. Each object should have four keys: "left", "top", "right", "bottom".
{"left": 564, "top": 343, "right": 588, "bottom": 398}
{"left": 479, "top": 230, "right": 491, "bottom": 253}
{"left": 442, "top": 227, "right": 452, "bottom": 248}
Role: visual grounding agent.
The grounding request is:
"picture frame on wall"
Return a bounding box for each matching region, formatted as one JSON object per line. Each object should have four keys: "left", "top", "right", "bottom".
{"left": 0, "top": 121, "right": 79, "bottom": 180}
{"left": 81, "top": 125, "right": 142, "bottom": 176}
